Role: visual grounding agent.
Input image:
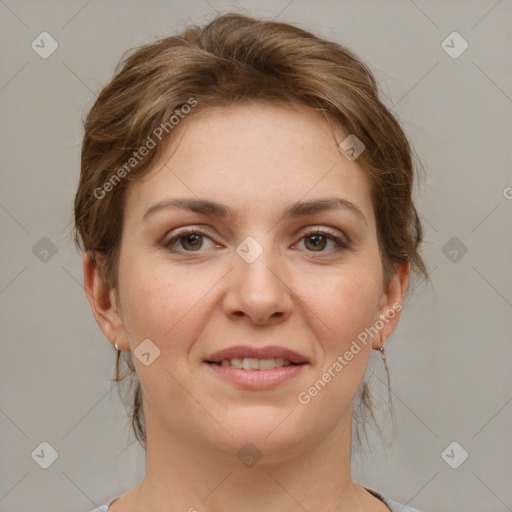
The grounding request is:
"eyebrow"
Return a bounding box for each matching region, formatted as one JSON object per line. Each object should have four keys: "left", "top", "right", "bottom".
{"left": 143, "top": 197, "right": 367, "bottom": 225}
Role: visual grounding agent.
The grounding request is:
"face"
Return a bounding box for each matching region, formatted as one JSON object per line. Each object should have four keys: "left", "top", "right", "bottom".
{"left": 88, "top": 102, "right": 407, "bottom": 462}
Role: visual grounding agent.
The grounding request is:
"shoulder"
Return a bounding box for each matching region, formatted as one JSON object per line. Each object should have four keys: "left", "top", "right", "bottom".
{"left": 88, "top": 496, "right": 120, "bottom": 512}
{"left": 90, "top": 492, "right": 423, "bottom": 512}
{"left": 365, "top": 487, "right": 423, "bottom": 512}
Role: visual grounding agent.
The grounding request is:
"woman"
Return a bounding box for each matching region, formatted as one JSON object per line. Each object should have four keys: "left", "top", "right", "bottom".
{"left": 75, "top": 12, "right": 427, "bottom": 512}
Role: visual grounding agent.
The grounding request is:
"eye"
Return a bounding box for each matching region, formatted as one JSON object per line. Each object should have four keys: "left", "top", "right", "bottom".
{"left": 163, "top": 228, "right": 216, "bottom": 253}
{"left": 162, "top": 227, "right": 350, "bottom": 254}
{"left": 296, "top": 228, "right": 350, "bottom": 253}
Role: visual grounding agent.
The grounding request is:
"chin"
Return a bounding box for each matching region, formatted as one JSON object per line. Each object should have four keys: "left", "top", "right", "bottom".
{"left": 201, "top": 407, "right": 315, "bottom": 463}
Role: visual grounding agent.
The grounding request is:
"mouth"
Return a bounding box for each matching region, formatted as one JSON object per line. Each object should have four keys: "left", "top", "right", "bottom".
{"left": 203, "top": 345, "right": 309, "bottom": 389}
{"left": 204, "top": 345, "right": 308, "bottom": 367}
{"left": 205, "top": 357, "right": 303, "bottom": 370}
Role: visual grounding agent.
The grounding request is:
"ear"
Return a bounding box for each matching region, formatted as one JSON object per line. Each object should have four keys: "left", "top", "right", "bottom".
{"left": 372, "top": 261, "right": 410, "bottom": 350}
{"left": 83, "top": 252, "right": 127, "bottom": 350}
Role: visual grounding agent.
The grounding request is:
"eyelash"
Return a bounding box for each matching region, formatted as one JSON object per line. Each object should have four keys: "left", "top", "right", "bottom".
{"left": 162, "top": 227, "right": 350, "bottom": 255}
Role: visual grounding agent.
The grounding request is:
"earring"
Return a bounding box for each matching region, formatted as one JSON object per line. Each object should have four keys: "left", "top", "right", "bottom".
{"left": 379, "top": 335, "right": 392, "bottom": 401}
{"left": 379, "top": 334, "right": 386, "bottom": 363}
{"left": 114, "top": 340, "right": 119, "bottom": 351}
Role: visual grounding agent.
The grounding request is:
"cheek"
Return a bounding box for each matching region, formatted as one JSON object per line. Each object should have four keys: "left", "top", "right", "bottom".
{"left": 117, "top": 251, "right": 218, "bottom": 355}
{"left": 306, "top": 263, "right": 382, "bottom": 347}
{"left": 296, "top": 273, "right": 380, "bottom": 417}
{"left": 120, "top": 273, "right": 173, "bottom": 341}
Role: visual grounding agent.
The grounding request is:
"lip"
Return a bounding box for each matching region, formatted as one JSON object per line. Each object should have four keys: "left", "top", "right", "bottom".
{"left": 204, "top": 345, "right": 308, "bottom": 364}
{"left": 203, "top": 344, "right": 309, "bottom": 390}
{"left": 205, "top": 363, "right": 307, "bottom": 389}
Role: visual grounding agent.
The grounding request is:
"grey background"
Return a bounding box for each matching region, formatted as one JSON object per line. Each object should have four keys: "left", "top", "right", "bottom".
{"left": 0, "top": 1, "right": 511, "bottom": 511}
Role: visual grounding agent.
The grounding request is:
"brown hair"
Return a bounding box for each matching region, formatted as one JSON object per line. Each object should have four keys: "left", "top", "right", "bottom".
{"left": 74, "top": 12, "right": 428, "bottom": 451}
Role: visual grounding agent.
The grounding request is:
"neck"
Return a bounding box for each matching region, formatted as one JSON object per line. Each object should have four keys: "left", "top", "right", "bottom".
{"left": 131, "top": 403, "right": 371, "bottom": 512}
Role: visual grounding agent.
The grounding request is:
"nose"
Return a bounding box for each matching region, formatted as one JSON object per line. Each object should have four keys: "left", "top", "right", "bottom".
{"left": 222, "top": 239, "right": 293, "bottom": 326}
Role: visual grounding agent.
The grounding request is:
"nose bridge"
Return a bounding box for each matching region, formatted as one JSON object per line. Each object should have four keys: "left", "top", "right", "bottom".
{"left": 236, "top": 232, "right": 281, "bottom": 293}
{"left": 224, "top": 232, "right": 291, "bottom": 323}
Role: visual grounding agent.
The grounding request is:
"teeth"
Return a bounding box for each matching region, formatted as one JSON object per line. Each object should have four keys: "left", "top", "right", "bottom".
{"left": 243, "top": 358, "right": 259, "bottom": 370}
{"left": 274, "top": 358, "right": 285, "bottom": 367}
{"left": 217, "top": 357, "right": 294, "bottom": 369}
{"left": 258, "top": 358, "right": 275, "bottom": 370}
{"left": 231, "top": 358, "right": 243, "bottom": 369}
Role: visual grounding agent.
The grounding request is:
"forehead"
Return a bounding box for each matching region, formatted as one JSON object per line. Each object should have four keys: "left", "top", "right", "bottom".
{"left": 124, "top": 102, "right": 374, "bottom": 226}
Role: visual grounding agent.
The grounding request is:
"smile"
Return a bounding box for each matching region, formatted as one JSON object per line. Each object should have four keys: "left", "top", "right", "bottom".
{"left": 204, "top": 359, "right": 308, "bottom": 389}
{"left": 211, "top": 357, "right": 295, "bottom": 370}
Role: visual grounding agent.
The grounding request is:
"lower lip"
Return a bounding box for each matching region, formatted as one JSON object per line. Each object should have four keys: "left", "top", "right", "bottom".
{"left": 205, "top": 363, "right": 307, "bottom": 389}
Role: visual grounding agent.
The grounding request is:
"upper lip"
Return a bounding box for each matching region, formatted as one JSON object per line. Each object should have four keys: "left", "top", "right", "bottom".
{"left": 205, "top": 345, "right": 308, "bottom": 364}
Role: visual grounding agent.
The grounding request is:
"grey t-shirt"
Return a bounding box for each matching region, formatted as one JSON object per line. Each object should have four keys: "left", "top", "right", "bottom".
{"left": 90, "top": 488, "right": 421, "bottom": 511}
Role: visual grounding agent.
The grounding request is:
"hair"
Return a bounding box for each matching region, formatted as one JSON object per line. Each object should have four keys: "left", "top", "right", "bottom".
{"left": 74, "top": 12, "right": 428, "bottom": 451}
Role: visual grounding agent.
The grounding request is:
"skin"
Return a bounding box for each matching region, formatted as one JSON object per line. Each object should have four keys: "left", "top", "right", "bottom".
{"left": 84, "top": 101, "right": 409, "bottom": 512}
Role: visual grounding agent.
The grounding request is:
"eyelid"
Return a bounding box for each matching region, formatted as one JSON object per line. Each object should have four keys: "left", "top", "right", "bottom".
{"left": 162, "top": 225, "right": 351, "bottom": 253}
{"left": 163, "top": 224, "right": 347, "bottom": 241}
{"left": 161, "top": 226, "right": 221, "bottom": 253}
{"left": 161, "top": 225, "right": 215, "bottom": 245}
{"left": 295, "top": 227, "right": 350, "bottom": 251}
{"left": 298, "top": 225, "right": 348, "bottom": 242}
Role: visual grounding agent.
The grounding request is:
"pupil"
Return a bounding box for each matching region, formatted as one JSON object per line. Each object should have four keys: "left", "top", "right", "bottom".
{"left": 307, "top": 234, "right": 326, "bottom": 251}
{"left": 180, "top": 234, "right": 327, "bottom": 252}
{"left": 184, "top": 233, "right": 201, "bottom": 250}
